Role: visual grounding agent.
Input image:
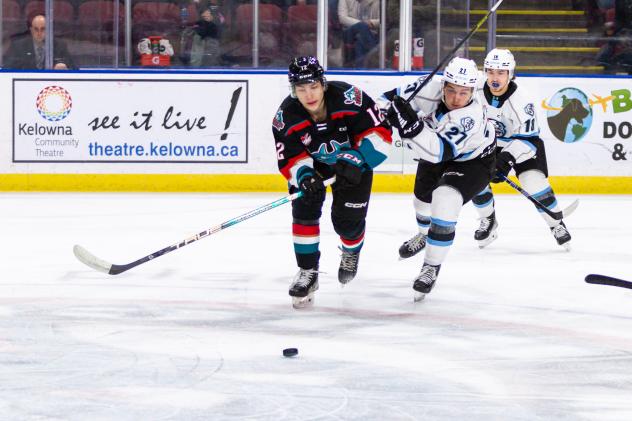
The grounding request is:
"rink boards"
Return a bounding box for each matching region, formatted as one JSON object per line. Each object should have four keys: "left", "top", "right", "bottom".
{"left": 0, "top": 70, "right": 630, "bottom": 193}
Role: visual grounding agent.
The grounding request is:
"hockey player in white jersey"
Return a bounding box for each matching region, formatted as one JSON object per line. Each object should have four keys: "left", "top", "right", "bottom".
{"left": 381, "top": 57, "right": 496, "bottom": 300}
{"left": 471, "top": 48, "right": 571, "bottom": 249}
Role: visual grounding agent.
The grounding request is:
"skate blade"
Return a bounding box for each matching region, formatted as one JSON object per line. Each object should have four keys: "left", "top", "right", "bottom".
{"left": 477, "top": 231, "right": 498, "bottom": 249}
{"left": 413, "top": 291, "right": 426, "bottom": 302}
{"left": 292, "top": 293, "right": 315, "bottom": 309}
{"left": 561, "top": 242, "right": 571, "bottom": 252}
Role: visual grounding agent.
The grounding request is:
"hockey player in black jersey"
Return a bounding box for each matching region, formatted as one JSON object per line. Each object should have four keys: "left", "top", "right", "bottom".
{"left": 472, "top": 48, "right": 572, "bottom": 250}
{"left": 272, "top": 56, "right": 392, "bottom": 308}
{"left": 380, "top": 57, "right": 496, "bottom": 301}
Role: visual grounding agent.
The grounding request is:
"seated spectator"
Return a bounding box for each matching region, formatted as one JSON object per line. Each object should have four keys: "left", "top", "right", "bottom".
{"left": 615, "top": 0, "right": 632, "bottom": 31}
{"left": 185, "top": 0, "right": 225, "bottom": 67}
{"left": 338, "top": 0, "right": 380, "bottom": 68}
{"left": 596, "top": 22, "right": 632, "bottom": 73}
{"left": 4, "top": 14, "right": 75, "bottom": 70}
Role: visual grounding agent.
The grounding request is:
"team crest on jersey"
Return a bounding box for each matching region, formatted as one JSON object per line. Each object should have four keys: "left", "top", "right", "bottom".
{"left": 343, "top": 86, "right": 362, "bottom": 106}
{"left": 524, "top": 103, "right": 535, "bottom": 116}
{"left": 460, "top": 116, "right": 475, "bottom": 132}
{"left": 313, "top": 140, "right": 349, "bottom": 164}
{"left": 300, "top": 132, "right": 312, "bottom": 146}
{"left": 490, "top": 119, "right": 507, "bottom": 137}
{"left": 273, "top": 109, "right": 285, "bottom": 131}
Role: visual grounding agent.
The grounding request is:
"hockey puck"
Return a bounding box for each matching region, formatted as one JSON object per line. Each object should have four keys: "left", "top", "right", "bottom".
{"left": 282, "top": 348, "right": 298, "bottom": 357}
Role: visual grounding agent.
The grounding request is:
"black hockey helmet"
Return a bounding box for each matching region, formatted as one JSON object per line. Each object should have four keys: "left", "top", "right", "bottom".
{"left": 288, "top": 56, "right": 325, "bottom": 87}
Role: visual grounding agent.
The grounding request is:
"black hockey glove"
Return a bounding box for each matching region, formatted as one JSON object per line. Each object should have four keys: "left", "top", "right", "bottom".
{"left": 386, "top": 95, "right": 424, "bottom": 139}
{"left": 491, "top": 151, "right": 516, "bottom": 183}
{"left": 335, "top": 150, "right": 365, "bottom": 190}
{"left": 298, "top": 173, "right": 326, "bottom": 204}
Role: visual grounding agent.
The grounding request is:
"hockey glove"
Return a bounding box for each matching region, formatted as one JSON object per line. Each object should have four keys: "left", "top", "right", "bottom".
{"left": 491, "top": 151, "right": 516, "bottom": 183}
{"left": 298, "top": 173, "right": 326, "bottom": 204}
{"left": 335, "top": 150, "right": 365, "bottom": 189}
{"left": 386, "top": 95, "right": 424, "bottom": 139}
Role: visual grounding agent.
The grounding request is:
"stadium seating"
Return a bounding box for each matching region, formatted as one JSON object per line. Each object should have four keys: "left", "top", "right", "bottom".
{"left": 24, "top": 0, "right": 75, "bottom": 35}
{"left": 2, "top": 0, "right": 23, "bottom": 39}
{"left": 285, "top": 4, "right": 317, "bottom": 58}
{"left": 233, "top": 3, "right": 283, "bottom": 65}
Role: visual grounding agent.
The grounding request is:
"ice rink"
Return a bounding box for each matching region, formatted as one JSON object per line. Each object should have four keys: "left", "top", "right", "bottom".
{"left": 1, "top": 191, "right": 631, "bottom": 420}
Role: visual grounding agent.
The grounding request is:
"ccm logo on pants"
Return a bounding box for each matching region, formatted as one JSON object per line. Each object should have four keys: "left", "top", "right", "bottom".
{"left": 344, "top": 201, "right": 368, "bottom": 208}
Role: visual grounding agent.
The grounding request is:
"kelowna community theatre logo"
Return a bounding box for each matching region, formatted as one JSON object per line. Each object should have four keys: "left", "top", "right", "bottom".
{"left": 541, "top": 87, "right": 592, "bottom": 143}
{"left": 35, "top": 86, "right": 72, "bottom": 122}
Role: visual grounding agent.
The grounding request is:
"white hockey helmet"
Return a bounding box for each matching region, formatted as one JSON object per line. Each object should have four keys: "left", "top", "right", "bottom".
{"left": 442, "top": 57, "right": 479, "bottom": 88}
{"left": 484, "top": 48, "right": 516, "bottom": 79}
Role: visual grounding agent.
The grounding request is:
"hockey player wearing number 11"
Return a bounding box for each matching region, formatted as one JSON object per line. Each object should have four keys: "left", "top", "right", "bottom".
{"left": 380, "top": 57, "right": 496, "bottom": 301}
{"left": 272, "top": 56, "right": 392, "bottom": 309}
{"left": 472, "top": 48, "right": 572, "bottom": 250}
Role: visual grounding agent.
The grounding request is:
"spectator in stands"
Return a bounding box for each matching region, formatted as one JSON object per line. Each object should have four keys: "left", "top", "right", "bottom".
{"left": 4, "top": 14, "right": 75, "bottom": 70}
{"left": 584, "top": 0, "right": 615, "bottom": 30}
{"left": 187, "top": 0, "right": 225, "bottom": 67}
{"left": 615, "top": 0, "right": 632, "bottom": 30}
{"left": 596, "top": 21, "right": 632, "bottom": 73}
{"left": 338, "top": 0, "right": 380, "bottom": 68}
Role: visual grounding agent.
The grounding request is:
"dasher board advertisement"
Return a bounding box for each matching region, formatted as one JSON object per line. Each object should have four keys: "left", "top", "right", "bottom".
{"left": 13, "top": 79, "right": 248, "bottom": 163}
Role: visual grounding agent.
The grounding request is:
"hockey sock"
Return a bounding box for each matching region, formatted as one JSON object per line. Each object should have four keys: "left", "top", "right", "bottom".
{"left": 472, "top": 185, "right": 495, "bottom": 218}
{"left": 425, "top": 186, "right": 463, "bottom": 266}
{"left": 519, "top": 170, "right": 561, "bottom": 227}
{"left": 293, "top": 220, "right": 320, "bottom": 269}
{"left": 340, "top": 230, "right": 365, "bottom": 253}
{"left": 413, "top": 197, "right": 431, "bottom": 235}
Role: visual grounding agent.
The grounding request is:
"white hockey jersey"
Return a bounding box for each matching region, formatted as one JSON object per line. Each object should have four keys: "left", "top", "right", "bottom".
{"left": 379, "top": 76, "right": 496, "bottom": 164}
{"left": 477, "top": 80, "right": 539, "bottom": 163}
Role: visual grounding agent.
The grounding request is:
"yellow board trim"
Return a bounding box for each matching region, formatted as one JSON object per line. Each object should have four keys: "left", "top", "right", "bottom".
{"left": 1, "top": 174, "right": 631, "bottom": 194}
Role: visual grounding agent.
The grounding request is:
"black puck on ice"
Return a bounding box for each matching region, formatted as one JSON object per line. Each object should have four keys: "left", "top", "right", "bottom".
{"left": 283, "top": 348, "right": 298, "bottom": 357}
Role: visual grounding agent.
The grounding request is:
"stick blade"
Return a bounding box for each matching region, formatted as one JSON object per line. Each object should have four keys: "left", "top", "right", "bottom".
{"left": 585, "top": 274, "right": 632, "bottom": 290}
{"left": 562, "top": 199, "right": 580, "bottom": 219}
{"left": 73, "top": 244, "right": 114, "bottom": 274}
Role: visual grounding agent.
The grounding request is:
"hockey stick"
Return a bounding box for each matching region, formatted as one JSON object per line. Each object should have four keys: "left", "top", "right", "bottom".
{"left": 585, "top": 274, "right": 632, "bottom": 290}
{"left": 404, "top": 0, "right": 505, "bottom": 103}
{"left": 74, "top": 177, "right": 336, "bottom": 275}
{"left": 499, "top": 175, "right": 579, "bottom": 220}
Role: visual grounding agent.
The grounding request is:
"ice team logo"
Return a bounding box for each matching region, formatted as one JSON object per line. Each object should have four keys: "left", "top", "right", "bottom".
{"left": 460, "top": 116, "right": 475, "bottom": 132}
{"left": 524, "top": 103, "right": 535, "bottom": 116}
{"left": 36, "top": 86, "right": 72, "bottom": 122}
{"left": 343, "top": 86, "right": 362, "bottom": 106}
{"left": 542, "top": 87, "right": 592, "bottom": 143}
{"left": 489, "top": 119, "right": 507, "bottom": 138}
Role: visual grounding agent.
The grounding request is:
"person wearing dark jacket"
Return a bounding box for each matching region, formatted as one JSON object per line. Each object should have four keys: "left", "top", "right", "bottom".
{"left": 4, "top": 14, "right": 75, "bottom": 70}
{"left": 189, "top": 1, "right": 224, "bottom": 67}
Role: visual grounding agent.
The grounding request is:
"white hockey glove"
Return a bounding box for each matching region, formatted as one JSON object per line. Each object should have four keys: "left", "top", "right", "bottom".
{"left": 159, "top": 39, "right": 174, "bottom": 56}
{"left": 137, "top": 38, "right": 151, "bottom": 55}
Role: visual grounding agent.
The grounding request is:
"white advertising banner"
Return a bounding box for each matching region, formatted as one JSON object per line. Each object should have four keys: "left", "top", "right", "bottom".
{"left": 345, "top": 74, "right": 632, "bottom": 176}
{"left": 12, "top": 78, "right": 248, "bottom": 163}
{"left": 2, "top": 72, "right": 632, "bottom": 177}
{"left": 520, "top": 77, "right": 632, "bottom": 176}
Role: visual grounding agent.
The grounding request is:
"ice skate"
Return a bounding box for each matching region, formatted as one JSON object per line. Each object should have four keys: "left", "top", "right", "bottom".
{"left": 289, "top": 268, "right": 319, "bottom": 309}
{"left": 551, "top": 221, "right": 571, "bottom": 251}
{"left": 413, "top": 263, "right": 441, "bottom": 302}
{"left": 474, "top": 212, "right": 498, "bottom": 249}
{"left": 398, "top": 232, "right": 427, "bottom": 259}
{"left": 338, "top": 248, "right": 360, "bottom": 285}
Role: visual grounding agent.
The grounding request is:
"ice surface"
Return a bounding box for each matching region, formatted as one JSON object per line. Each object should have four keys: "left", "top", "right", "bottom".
{"left": 1, "top": 192, "right": 631, "bottom": 420}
